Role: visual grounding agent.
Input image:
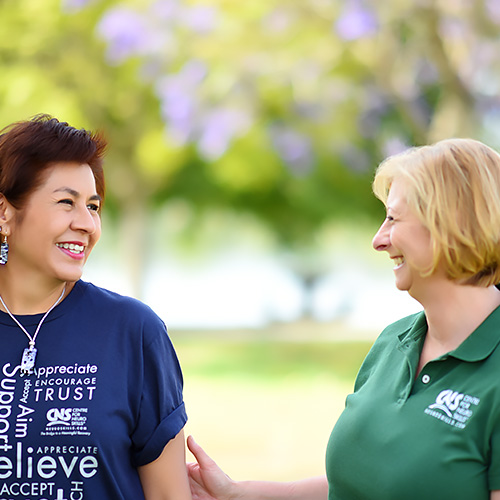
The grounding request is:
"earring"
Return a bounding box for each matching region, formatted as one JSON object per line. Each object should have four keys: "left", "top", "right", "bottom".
{"left": 0, "top": 234, "right": 8, "bottom": 265}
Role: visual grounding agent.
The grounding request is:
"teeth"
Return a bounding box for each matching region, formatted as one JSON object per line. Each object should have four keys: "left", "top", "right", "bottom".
{"left": 57, "top": 243, "right": 84, "bottom": 254}
{"left": 393, "top": 257, "right": 405, "bottom": 266}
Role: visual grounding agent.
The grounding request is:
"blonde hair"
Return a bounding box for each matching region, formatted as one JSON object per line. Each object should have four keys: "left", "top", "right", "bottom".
{"left": 372, "top": 138, "right": 500, "bottom": 286}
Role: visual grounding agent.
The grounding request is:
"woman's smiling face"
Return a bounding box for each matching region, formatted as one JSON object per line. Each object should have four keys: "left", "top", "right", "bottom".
{"left": 372, "top": 178, "right": 441, "bottom": 299}
{"left": 5, "top": 161, "right": 101, "bottom": 286}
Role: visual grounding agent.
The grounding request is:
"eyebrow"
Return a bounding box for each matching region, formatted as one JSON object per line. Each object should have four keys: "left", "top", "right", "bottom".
{"left": 53, "top": 187, "right": 102, "bottom": 202}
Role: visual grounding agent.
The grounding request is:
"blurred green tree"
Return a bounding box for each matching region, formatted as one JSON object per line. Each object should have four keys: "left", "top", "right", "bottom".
{"left": 1, "top": 0, "right": 499, "bottom": 299}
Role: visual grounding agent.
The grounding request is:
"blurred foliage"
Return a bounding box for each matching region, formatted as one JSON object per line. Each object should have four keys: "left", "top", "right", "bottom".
{"left": 1, "top": 0, "right": 500, "bottom": 268}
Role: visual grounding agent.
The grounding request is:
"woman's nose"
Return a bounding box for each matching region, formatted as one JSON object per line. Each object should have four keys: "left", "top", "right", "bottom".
{"left": 372, "top": 219, "right": 390, "bottom": 252}
{"left": 72, "top": 205, "right": 97, "bottom": 234}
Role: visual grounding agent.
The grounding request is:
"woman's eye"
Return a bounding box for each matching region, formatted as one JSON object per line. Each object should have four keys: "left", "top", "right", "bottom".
{"left": 59, "top": 199, "right": 74, "bottom": 206}
{"left": 88, "top": 203, "right": 100, "bottom": 212}
{"left": 386, "top": 215, "right": 394, "bottom": 222}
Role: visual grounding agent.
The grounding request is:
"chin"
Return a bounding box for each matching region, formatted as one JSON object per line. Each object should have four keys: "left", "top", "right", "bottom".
{"left": 55, "top": 268, "right": 84, "bottom": 283}
{"left": 394, "top": 280, "right": 410, "bottom": 292}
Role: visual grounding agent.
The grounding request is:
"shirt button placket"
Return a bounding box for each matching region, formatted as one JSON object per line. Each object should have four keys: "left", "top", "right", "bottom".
{"left": 421, "top": 374, "right": 431, "bottom": 384}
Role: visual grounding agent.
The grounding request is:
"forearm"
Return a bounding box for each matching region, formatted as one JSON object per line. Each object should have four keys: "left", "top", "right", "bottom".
{"left": 232, "top": 476, "right": 328, "bottom": 500}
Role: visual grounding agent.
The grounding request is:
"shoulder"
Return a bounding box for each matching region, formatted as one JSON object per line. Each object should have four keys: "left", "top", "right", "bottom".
{"left": 73, "top": 280, "right": 165, "bottom": 328}
{"left": 76, "top": 280, "right": 152, "bottom": 308}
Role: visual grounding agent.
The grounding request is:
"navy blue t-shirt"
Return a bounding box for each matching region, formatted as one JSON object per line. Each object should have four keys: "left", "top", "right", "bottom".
{"left": 0, "top": 280, "right": 187, "bottom": 499}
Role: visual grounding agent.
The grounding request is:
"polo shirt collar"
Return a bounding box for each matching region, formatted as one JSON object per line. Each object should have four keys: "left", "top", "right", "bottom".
{"left": 397, "top": 305, "right": 500, "bottom": 363}
{"left": 450, "top": 304, "right": 500, "bottom": 362}
{"left": 398, "top": 311, "right": 427, "bottom": 346}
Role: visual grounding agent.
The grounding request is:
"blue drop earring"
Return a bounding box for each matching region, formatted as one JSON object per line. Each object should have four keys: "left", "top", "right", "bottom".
{"left": 0, "top": 233, "right": 8, "bottom": 265}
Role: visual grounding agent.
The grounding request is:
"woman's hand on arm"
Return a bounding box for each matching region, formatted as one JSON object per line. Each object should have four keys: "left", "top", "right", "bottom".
{"left": 491, "top": 490, "right": 500, "bottom": 500}
{"left": 187, "top": 435, "right": 328, "bottom": 500}
{"left": 138, "top": 429, "right": 192, "bottom": 500}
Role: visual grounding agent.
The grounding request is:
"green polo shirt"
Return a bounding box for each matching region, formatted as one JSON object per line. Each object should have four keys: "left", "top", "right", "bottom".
{"left": 326, "top": 306, "right": 500, "bottom": 499}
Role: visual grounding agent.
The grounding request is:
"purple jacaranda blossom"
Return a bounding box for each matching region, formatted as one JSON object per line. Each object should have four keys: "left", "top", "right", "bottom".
{"left": 410, "top": 96, "right": 432, "bottom": 129}
{"left": 158, "top": 85, "right": 197, "bottom": 143}
{"left": 357, "top": 89, "right": 391, "bottom": 138}
{"left": 358, "top": 110, "right": 380, "bottom": 139}
{"left": 97, "top": 7, "right": 150, "bottom": 63}
{"left": 335, "top": 1, "right": 378, "bottom": 41}
{"left": 340, "top": 145, "right": 371, "bottom": 174}
{"left": 382, "top": 137, "right": 409, "bottom": 158}
{"left": 180, "top": 5, "right": 217, "bottom": 34}
{"left": 457, "top": 40, "right": 500, "bottom": 96}
{"left": 155, "top": 60, "right": 208, "bottom": 143}
{"left": 161, "top": 85, "right": 194, "bottom": 122}
{"left": 61, "top": 0, "right": 91, "bottom": 13}
{"left": 179, "top": 59, "right": 208, "bottom": 84}
{"left": 439, "top": 16, "right": 469, "bottom": 40}
{"left": 270, "top": 126, "right": 314, "bottom": 176}
{"left": 150, "top": 0, "right": 180, "bottom": 22}
{"left": 480, "top": 105, "right": 500, "bottom": 146}
{"left": 97, "top": 1, "right": 215, "bottom": 66}
{"left": 156, "top": 62, "right": 207, "bottom": 104}
{"left": 487, "top": 0, "right": 500, "bottom": 25}
{"left": 139, "top": 60, "right": 166, "bottom": 81}
{"left": 197, "top": 108, "right": 252, "bottom": 160}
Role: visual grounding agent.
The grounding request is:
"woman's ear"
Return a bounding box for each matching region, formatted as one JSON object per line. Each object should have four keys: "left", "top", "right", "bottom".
{"left": 0, "top": 194, "right": 15, "bottom": 235}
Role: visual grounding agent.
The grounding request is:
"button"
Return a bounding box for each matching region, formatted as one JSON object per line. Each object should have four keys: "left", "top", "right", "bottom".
{"left": 421, "top": 374, "right": 431, "bottom": 384}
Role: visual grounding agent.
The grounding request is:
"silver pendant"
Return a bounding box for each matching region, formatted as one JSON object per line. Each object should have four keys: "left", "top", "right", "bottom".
{"left": 21, "top": 347, "right": 37, "bottom": 375}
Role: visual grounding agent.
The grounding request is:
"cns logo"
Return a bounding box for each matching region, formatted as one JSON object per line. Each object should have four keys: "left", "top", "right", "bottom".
{"left": 428, "top": 389, "right": 464, "bottom": 418}
{"left": 46, "top": 408, "right": 72, "bottom": 426}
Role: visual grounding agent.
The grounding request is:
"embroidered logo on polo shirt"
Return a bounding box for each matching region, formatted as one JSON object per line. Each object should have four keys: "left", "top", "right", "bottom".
{"left": 424, "top": 389, "right": 480, "bottom": 429}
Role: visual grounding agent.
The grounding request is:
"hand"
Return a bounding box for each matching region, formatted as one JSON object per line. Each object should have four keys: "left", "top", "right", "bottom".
{"left": 187, "top": 435, "right": 236, "bottom": 500}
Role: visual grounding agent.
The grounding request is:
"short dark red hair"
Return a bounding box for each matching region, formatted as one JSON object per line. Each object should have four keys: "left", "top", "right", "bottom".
{"left": 0, "top": 114, "right": 106, "bottom": 209}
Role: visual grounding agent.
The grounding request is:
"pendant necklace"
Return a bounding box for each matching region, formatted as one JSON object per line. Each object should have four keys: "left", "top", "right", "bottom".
{"left": 0, "top": 285, "right": 66, "bottom": 375}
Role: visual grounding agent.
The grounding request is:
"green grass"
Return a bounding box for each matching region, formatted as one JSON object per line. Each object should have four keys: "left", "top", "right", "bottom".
{"left": 171, "top": 332, "right": 376, "bottom": 480}
{"left": 173, "top": 337, "right": 373, "bottom": 383}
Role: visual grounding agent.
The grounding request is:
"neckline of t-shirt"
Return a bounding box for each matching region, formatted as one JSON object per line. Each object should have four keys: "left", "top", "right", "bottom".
{"left": 0, "top": 280, "right": 86, "bottom": 327}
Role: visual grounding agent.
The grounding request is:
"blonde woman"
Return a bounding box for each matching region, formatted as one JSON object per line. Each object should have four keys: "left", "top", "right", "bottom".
{"left": 188, "top": 138, "right": 500, "bottom": 500}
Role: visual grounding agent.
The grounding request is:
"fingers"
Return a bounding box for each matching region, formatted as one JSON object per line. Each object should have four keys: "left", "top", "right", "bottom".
{"left": 187, "top": 462, "right": 201, "bottom": 482}
{"left": 187, "top": 435, "right": 217, "bottom": 469}
{"left": 187, "top": 436, "right": 233, "bottom": 500}
{"left": 187, "top": 465, "right": 208, "bottom": 495}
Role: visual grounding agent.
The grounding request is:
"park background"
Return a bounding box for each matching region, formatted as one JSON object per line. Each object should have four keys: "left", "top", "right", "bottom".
{"left": 2, "top": 0, "right": 500, "bottom": 481}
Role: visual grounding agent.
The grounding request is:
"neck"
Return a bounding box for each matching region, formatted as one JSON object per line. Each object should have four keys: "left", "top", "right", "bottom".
{"left": 420, "top": 282, "right": 500, "bottom": 350}
{"left": 0, "top": 268, "right": 70, "bottom": 315}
